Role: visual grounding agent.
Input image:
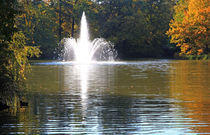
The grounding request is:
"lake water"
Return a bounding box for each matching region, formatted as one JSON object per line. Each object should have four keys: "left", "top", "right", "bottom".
{"left": 0, "top": 60, "right": 209, "bottom": 134}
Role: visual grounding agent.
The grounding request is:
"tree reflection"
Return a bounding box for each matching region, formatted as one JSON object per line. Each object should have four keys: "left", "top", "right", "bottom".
{"left": 170, "top": 60, "right": 210, "bottom": 133}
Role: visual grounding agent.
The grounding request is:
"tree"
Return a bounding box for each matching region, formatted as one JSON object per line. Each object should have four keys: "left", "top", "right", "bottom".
{"left": 17, "top": 0, "right": 58, "bottom": 58}
{"left": 167, "top": 0, "right": 209, "bottom": 56}
{"left": 96, "top": 0, "right": 175, "bottom": 58}
{"left": 57, "top": 0, "right": 99, "bottom": 38}
{"left": 0, "top": 0, "right": 40, "bottom": 107}
{"left": 142, "top": 0, "right": 175, "bottom": 57}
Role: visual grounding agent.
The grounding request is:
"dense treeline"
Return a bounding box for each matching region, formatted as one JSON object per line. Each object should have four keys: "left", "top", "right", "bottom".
{"left": 96, "top": 0, "right": 176, "bottom": 58}
{"left": 16, "top": 0, "right": 176, "bottom": 59}
{"left": 15, "top": 0, "right": 209, "bottom": 59}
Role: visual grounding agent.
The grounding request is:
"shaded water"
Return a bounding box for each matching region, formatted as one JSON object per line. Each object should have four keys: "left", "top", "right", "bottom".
{"left": 0, "top": 60, "right": 209, "bottom": 134}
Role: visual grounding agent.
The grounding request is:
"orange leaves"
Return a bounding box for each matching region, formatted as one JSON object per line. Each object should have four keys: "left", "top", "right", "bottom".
{"left": 197, "top": 49, "right": 204, "bottom": 55}
{"left": 167, "top": 0, "right": 209, "bottom": 56}
{"left": 180, "top": 43, "right": 192, "bottom": 55}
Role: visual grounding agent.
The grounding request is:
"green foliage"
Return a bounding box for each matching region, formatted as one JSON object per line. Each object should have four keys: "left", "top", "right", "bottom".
{"left": 0, "top": 0, "right": 18, "bottom": 105}
{"left": 16, "top": 0, "right": 100, "bottom": 59}
{"left": 8, "top": 32, "right": 41, "bottom": 81}
{"left": 0, "top": 0, "right": 40, "bottom": 107}
{"left": 16, "top": 1, "right": 57, "bottom": 59}
{"left": 96, "top": 0, "right": 175, "bottom": 58}
{"left": 15, "top": 0, "right": 177, "bottom": 59}
{"left": 185, "top": 54, "right": 209, "bottom": 60}
{"left": 173, "top": 0, "right": 188, "bottom": 22}
{"left": 57, "top": 0, "right": 99, "bottom": 38}
{"left": 0, "top": 0, "right": 18, "bottom": 42}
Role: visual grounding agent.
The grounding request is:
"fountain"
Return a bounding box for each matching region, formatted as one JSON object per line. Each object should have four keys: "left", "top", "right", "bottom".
{"left": 60, "top": 12, "right": 117, "bottom": 63}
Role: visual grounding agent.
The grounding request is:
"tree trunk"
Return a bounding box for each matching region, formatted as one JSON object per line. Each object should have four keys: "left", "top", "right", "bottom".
{"left": 71, "top": 17, "right": 75, "bottom": 37}
{"left": 71, "top": 0, "right": 78, "bottom": 38}
{"left": 59, "top": 0, "right": 62, "bottom": 41}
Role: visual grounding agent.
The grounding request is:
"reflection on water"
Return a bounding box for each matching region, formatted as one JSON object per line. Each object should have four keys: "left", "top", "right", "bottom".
{"left": 0, "top": 60, "right": 210, "bottom": 134}
{"left": 170, "top": 61, "right": 210, "bottom": 133}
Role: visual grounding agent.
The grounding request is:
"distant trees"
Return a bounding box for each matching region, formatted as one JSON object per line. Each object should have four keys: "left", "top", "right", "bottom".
{"left": 14, "top": 0, "right": 177, "bottom": 59}
{"left": 4, "top": 0, "right": 208, "bottom": 60}
{"left": 17, "top": 0, "right": 100, "bottom": 59}
{"left": 167, "top": 0, "right": 209, "bottom": 57}
{"left": 15, "top": 0, "right": 177, "bottom": 59}
{"left": 95, "top": 0, "right": 175, "bottom": 58}
{"left": 17, "top": 0, "right": 57, "bottom": 58}
{"left": 57, "top": 0, "right": 99, "bottom": 38}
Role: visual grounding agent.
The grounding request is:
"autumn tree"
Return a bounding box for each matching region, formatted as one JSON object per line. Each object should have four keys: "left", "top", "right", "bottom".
{"left": 17, "top": 0, "right": 58, "bottom": 58}
{"left": 12, "top": 0, "right": 178, "bottom": 60}
{"left": 167, "top": 0, "right": 210, "bottom": 56}
{"left": 0, "top": 0, "right": 40, "bottom": 108}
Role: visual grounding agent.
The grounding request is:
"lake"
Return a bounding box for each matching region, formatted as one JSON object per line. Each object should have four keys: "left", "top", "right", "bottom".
{"left": 0, "top": 60, "right": 209, "bottom": 134}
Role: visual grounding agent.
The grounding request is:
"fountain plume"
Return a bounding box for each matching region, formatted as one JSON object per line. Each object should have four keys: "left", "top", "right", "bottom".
{"left": 60, "top": 12, "right": 117, "bottom": 62}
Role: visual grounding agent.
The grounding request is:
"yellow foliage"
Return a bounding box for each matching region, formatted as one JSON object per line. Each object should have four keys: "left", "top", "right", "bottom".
{"left": 167, "top": 0, "right": 209, "bottom": 56}
{"left": 197, "top": 49, "right": 203, "bottom": 55}
{"left": 8, "top": 32, "right": 41, "bottom": 81}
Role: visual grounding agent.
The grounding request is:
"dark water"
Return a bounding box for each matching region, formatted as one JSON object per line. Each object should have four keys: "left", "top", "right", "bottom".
{"left": 0, "top": 60, "right": 210, "bottom": 134}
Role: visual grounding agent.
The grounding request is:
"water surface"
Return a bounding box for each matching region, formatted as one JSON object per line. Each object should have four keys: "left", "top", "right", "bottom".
{"left": 0, "top": 60, "right": 209, "bottom": 134}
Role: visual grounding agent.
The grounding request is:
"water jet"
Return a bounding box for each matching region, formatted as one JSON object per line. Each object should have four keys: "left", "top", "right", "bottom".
{"left": 60, "top": 12, "right": 117, "bottom": 63}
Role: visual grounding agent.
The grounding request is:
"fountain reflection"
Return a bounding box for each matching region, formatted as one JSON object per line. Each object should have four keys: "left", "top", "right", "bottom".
{"left": 78, "top": 65, "right": 88, "bottom": 118}
{"left": 63, "top": 64, "right": 105, "bottom": 133}
{"left": 64, "top": 64, "right": 89, "bottom": 113}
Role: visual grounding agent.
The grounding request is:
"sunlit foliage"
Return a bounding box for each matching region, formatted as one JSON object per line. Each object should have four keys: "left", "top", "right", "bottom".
{"left": 0, "top": 0, "right": 40, "bottom": 106}
{"left": 15, "top": 0, "right": 177, "bottom": 59}
{"left": 17, "top": 0, "right": 57, "bottom": 58}
{"left": 167, "top": 0, "right": 210, "bottom": 56}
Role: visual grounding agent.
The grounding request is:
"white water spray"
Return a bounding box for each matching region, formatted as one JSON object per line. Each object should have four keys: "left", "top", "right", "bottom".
{"left": 61, "top": 12, "right": 117, "bottom": 62}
